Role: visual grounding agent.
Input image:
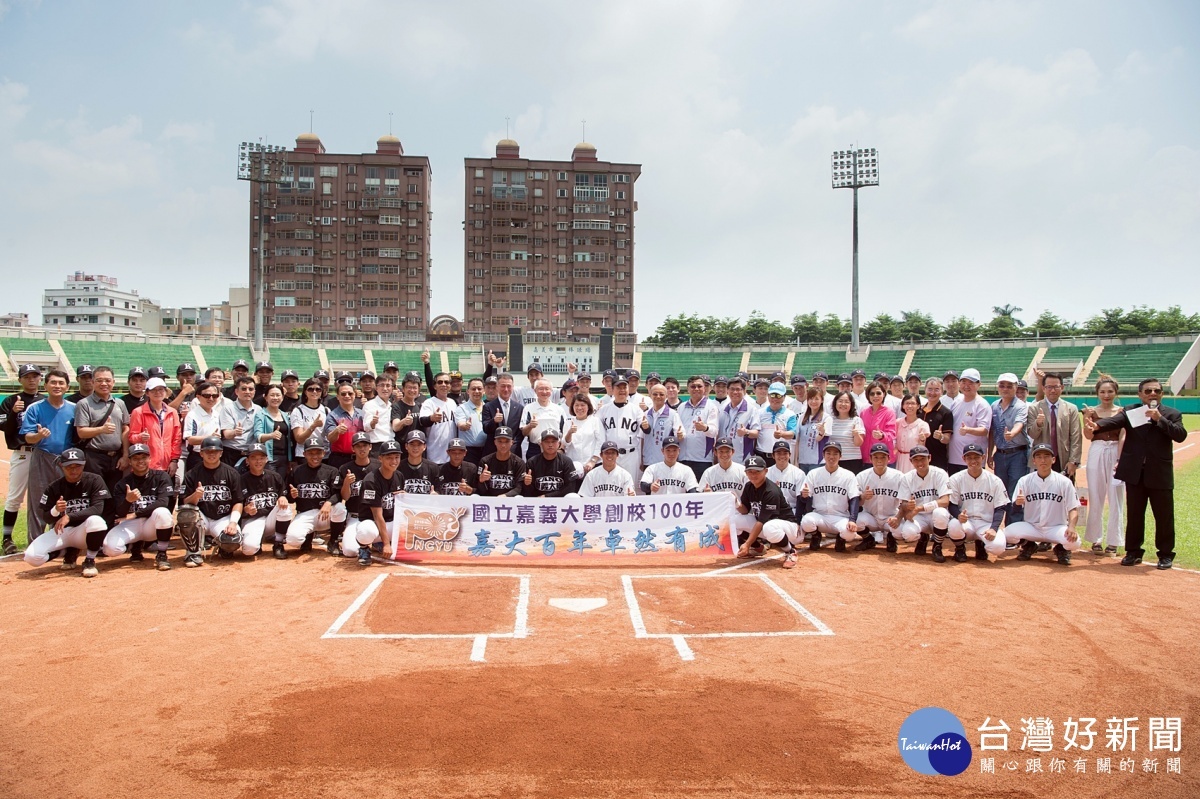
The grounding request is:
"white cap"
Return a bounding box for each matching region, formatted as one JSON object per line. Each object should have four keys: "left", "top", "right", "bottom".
{"left": 959, "top": 368, "right": 982, "bottom": 383}
{"left": 997, "top": 372, "right": 1019, "bottom": 384}
{"left": 146, "top": 377, "right": 168, "bottom": 391}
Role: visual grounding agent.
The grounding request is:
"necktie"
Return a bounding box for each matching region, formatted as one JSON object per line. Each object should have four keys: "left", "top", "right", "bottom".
{"left": 502, "top": 402, "right": 509, "bottom": 420}
{"left": 1049, "top": 403, "right": 1059, "bottom": 457}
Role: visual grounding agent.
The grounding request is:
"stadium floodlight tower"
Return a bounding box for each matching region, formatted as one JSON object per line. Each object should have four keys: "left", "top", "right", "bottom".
{"left": 237, "top": 141, "right": 290, "bottom": 352}
{"left": 831, "top": 147, "right": 879, "bottom": 354}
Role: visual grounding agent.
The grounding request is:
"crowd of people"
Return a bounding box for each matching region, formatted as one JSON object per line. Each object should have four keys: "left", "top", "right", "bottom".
{"left": 0, "top": 353, "right": 1187, "bottom": 576}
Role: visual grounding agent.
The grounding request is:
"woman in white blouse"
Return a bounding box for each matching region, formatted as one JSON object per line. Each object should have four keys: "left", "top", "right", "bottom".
{"left": 289, "top": 378, "right": 328, "bottom": 461}
{"left": 819, "top": 390, "right": 866, "bottom": 473}
{"left": 564, "top": 394, "right": 603, "bottom": 475}
{"left": 182, "top": 381, "right": 223, "bottom": 472}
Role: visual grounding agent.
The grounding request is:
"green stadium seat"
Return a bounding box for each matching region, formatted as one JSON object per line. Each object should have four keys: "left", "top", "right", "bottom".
{"left": 1089, "top": 343, "right": 1193, "bottom": 392}
{"left": 908, "top": 348, "right": 1039, "bottom": 385}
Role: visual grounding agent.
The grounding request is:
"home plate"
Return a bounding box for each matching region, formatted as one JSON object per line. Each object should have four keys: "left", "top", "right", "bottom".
{"left": 549, "top": 598, "right": 608, "bottom": 613}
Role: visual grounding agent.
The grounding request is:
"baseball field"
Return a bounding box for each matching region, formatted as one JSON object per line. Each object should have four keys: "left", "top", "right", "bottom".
{"left": 2, "top": 432, "right": 1199, "bottom": 798}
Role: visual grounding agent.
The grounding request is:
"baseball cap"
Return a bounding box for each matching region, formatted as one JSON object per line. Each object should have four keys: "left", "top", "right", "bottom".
{"left": 646, "top": 371, "right": 662, "bottom": 382}
{"left": 232, "top": 359, "right": 249, "bottom": 370}
{"left": 383, "top": 361, "right": 400, "bottom": 371}
{"left": 909, "top": 445, "right": 930, "bottom": 458}
{"left": 823, "top": 441, "right": 843, "bottom": 454}
{"left": 714, "top": 436, "right": 734, "bottom": 450}
{"left": 201, "top": 436, "right": 224, "bottom": 452}
{"left": 1016, "top": 379, "right": 1029, "bottom": 389}
{"left": 405, "top": 430, "right": 427, "bottom": 444}
{"left": 304, "top": 437, "right": 326, "bottom": 452}
{"left": 576, "top": 372, "right": 591, "bottom": 381}
{"left": 335, "top": 372, "right": 354, "bottom": 384}
{"left": 714, "top": 375, "right": 729, "bottom": 385}
{"left": 379, "top": 440, "right": 403, "bottom": 455}
{"left": 351, "top": 432, "right": 371, "bottom": 446}
{"left": 314, "top": 370, "right": 330, "bottom": 380}
{"left": 851, "top": 369, "right": 866, "bottom": 378}
{"left": 874, "top": 371, "right": 889, "bottom": 381}
{"left": 128, "top": 367, "right": 147, "bottom": 379}
{"left": 960, "top": 368, "right": 982, "bottom": 383}
{"left": 494, "top": 426, "right": 514, "bottom": 440}
{"left": 562, "top": 378, "right": 577, "bottom": 389}
{"left": 247, "top": 443, "right": 268, "bottom": 456}
{"left": 768, "top": 382, "right": 787, "bottom": 396}
{"left": 539, "top": 428, "right": 562, "bottom": 441}
{"left": 997, "top": 372, "right": 1019, "bottom": 385}
{"left": 791, "top": 374, "right": 807, "bottom": 385}
{"left": 771, "top": 370, "right": 786, "bottom": 380}
{"left": 869, "top": 442, "right": 890, "bottom": 456}
{"left": 889, "top": 375, "right": 904, "bottom": 384}
{"left": 146, "top": 377, "right": 168, "bottom": 391}
{"left": 281, "top": 369, "right": 298, "bottom": 380}
{"left": 255, "top": 361, "right": 273, "bottom": 372}
{"left": 403, "top": 371, "right": 421, "bottom": 383}
{"left": 963, "top": 443, "right": 986, "bottom": 456}
{"left": 128, "top": 443, "right": 150, "bottom": 458}
{"left": 484, "top": 375, "right": 498, "bottom": 385}
{"left": 772, "top": 440, "right": 791, "bottom": 453}
{"left": 58, "top": 448, "right": 87, "bottom": 464}
{"left": 906, "top": 371, "right": 921, "bottom": 381}
{"left": 526, "top": 363, "right": 544, "bottom": 374}
{"left": 1031, "top": 443, "right": 1056, "bottom": 456}
{"left": 735, "top": 371, "right": 750, "bottom": 382}
{"left": 176, "top": 362, "right": 196, "bottom": 375}
{"left": 662, "top": 435, "right": 680, "bottom": 449}
{"left": 627, "top": 369, "right": 641, "bottom": 379}
{"left": 943, "top": 370, "right": 959, "bottom": 379}
{"left": 449, "top": 371, "right": 462, "bottom": 380}
{"left": 359, "top": 370, "right": 376, "bottom": 380}
{"left": 602, "top": 369, "right": 616, "bottom": 380}
{"left": 600, "top": 440, "right": 620, "bottom": 453}
{"left": 813, "top": 371, "right": 828, "bottom": 381}
{"left": 76, "top": 364, "right": 94, "bottom": 377}
{"left": 753, "top": 377, "right": 769, "bottom": 387}
{"left": 447, "top": 438, "right": 467, "bottom": 451}
{"left": 147, "top": 366, "right": 168, "bottom": 379}
{"left": 700, "top": 374, "right": 712, "bottom": 384}
{"left": 613, "top": 374, "right": 629, "bottom": 385}
{"left": 836, "top": 373, "right": 852, "bottom": 384}
{"left": 744, "top": 455, "right": 767, "bottom": 471}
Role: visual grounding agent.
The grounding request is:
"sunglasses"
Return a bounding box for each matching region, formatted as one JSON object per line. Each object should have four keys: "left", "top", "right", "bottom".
{"left": 200, "top": 393, "right": 219, "bottom": 399}
{"left": 1142, "top": 387, "right": 1163, "bottom": 394}
{"left": 435, "top": 379, "right": 451, "bottom": 385}
{"left": 306, "top": 387, "right": 323, "bottom": 392}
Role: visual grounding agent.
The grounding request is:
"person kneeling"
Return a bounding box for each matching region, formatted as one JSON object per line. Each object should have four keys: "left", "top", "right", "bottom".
{"left": 25, "top": 448, "right": 110, "bottom": 578}
{"left": 1005, "top": 444, "right": 1081, "bottom": 565}
{"left": 736, "top": 455, "right": 802, "bottom": 569}
{"left": 103, "top": 443, "right": 175, "bottom": 570}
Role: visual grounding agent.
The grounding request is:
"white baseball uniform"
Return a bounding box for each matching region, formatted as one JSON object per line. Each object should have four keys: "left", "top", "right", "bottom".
{"left": 579, "top": 464, "right": 636, "bottom": 498}
{"left": 766, "top": 463, "right": 805, "bottom": 512}
{"left": 856, "top": 466, "right": 909, "bottom": 542}
{"left": 899, "top": 466, "right": 951, "bottom": 538}
{"left": 102, "top": 507, "right": 175, "bottom": 557}
{"left": 596, "top": 400, "right": 645, "bottom": 487}
{"left": 1004, "top": 470, "right": 1081, "bottom": 550}
{"left": 700, "top": 461, "right": 753, "bottom": 536}
{"left": 641, "top": 461, "right": 698, "bottom": 495}
{"left": 947, "top": 468, "right": 1010, "bottom": 555}
{"left": 800, "top": 465, "right": 861, "bottom": 540}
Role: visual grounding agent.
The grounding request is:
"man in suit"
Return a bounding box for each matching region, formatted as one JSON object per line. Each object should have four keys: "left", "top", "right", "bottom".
{"left": 1026, "top": 373, "right": 1082, "bottom": 481}
{"left": 482, "top": 372, "right": 525, "bottom": 458}
{"left": 1089, "top": 378, "right": 1188, "bottom": 570}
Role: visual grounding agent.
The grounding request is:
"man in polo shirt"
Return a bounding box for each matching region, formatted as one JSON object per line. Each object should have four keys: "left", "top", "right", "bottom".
{"left": 21, "top": 368, "right": 77, "bottom": 539}
{"left": 74, "top": 365, "right": 131, "bottom": 526}
{"left": 948, "top": 368, "right": 991, "bottom": 476}
{"left": 219, "top": 376, "right": 259, "bottom": 466}
{"left": 989, "top": 372, "right": 1030, "bottom": 523}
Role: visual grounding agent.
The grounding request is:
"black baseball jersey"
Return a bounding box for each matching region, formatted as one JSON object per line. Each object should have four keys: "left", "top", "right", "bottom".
{"left": 40, "top": 473, "right": 110, "bottom": 526}
{"left": 289, "top": 462, "right": 339, "bottom": 513}
{"left": 396, "top": 458, "right": 439, "bottom": 495}
{"left": 183, "top": 462, "right": 243, "bottom": 520}
{"left": 334, "top": 458, "right": 377, "bottom": 518}
{"left": 114, "top": 469, "right": 173, "bottom": 518}
{"left": 66, "top": 391, "right": 92, "bottom": 404}
{"left": 122, "top": 392, "right": 148, "bottom": 415}
{"left": 477, "top": 453, "right": 527, "bottom": 497}
{"left": 240, "top": 468, "right": 287, "bottom": 521}
{"left": 359, "top": 468, "right": 403, "bottom": 523}
{"left": 523, "top": 453, "right": 580, "bottom": 498}
{"left": 437, "top": 461, "right": 480, "bottom": 496}
{"left": 739, "top": 479, "right": 797, "bottom": 525}
{"left": 390, "top": 398, "right": 430, "bottom": 439}
{"left": 0, "top": 391, "right": 42, "bottom": 449}
{"left": 279, "top": 394, "right": 301, "bottom": 415}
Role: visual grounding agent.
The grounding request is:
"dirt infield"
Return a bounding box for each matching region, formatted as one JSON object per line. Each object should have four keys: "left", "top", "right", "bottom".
{"left": 2, "top": 547, "right": 1198, "bottom": 798}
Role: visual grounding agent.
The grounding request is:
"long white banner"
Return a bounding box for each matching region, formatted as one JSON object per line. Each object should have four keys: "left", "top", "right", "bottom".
{"left": 389, "top": 493, "right": 735, "bottom": 562}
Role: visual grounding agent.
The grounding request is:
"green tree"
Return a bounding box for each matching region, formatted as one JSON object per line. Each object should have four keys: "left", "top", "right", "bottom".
{"left": 290, "top": 327, "right": 313, "bottom": 341}
{"left": 1027, "top": 311, "right": 1072, "bottom": 338}
{"left": 1083, "top": 308, "right": 1125, "bottom": 336}
{"left": 791, "top": 312, "right": 822, "bottom": 343}
{"left": 981, "top": 313, "right": 1024, "bottom": 340}
{"left": 991, "top": 304, "right": 1024, "bottom": 327}
{"left": 860, "top": 313, "right": 899, "bottom": 343}
{"left": 817, "top": 314, "right": 850, "bottom": 343}
{"left": 942, "top": 316, "right": 981, "bottom": 341}
{"left": 896, "top": 310, "right": 940, "bottom": 342}
{"left": 741, "top": 310, "right": 791, "bottom": 344}
{"left": 642, "top": 313, "right": 717, "bottom": 345}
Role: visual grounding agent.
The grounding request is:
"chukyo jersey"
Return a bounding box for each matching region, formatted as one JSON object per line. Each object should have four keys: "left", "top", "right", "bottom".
{"left": 856, "top": 466, "right": 907, "bottom": 519}
{"left": 641, "top": 461, "right": 698, "bottom": 495}
{"left": 948, "top": 469, "right": 1009, "bottom": 527}
{"left": 801, "top": 466, "right": 860, "bottom": 518}
{"left": 359, "top": 468, "right": 403, "bottom": 523}
{"left": 766, "top": 463, "right": 806, "bottom": 509}
{"left": 182, "top": 463, "right": 242, "bottom": 520}
{"left": 524, "top": 453, "right": 580, "bottom": 497}
{"left": 1014, "top": 470, "right": 1079, "bottom": 528}
{"left": 289, "top": 462, "right": 339, "bottom": 513}
{"left": 904, "top": 466, "right": 951, "bottom": 511}
{"left": 40, "top": 473, "right": 110, "bottom": 525}
{"left": 579, "top": 465, "right": 636, "bottom": 497}
{"left": 477, "top": 454, "right": 527, "bottom": 497}
{"left": 334, "top": 458, "right": 376, "bottom": 517}
{"left": 239, "top": 469, "right": 287, "bottom": 520}
{"left": 739, "top": 479, "right": 797, "bottom": 524}
{"left": 114, "top": 470, "right": 173, "bottom": 518}
{"left": 396, "top": 459, "right": 440, "bottom": 495}
{"left": 437, "top": 461, "right": 481, "bottom": 496}
{"left": 699, "top": 462, "right": 747, "bottom": 497}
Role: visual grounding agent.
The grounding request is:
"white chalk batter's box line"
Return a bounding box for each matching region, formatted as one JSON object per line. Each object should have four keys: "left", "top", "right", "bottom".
{"left": 322, "top": 571, "right": 530, "bottom": 662}
{"left": 621, "top": 572, "right": 834, "bottom": 661}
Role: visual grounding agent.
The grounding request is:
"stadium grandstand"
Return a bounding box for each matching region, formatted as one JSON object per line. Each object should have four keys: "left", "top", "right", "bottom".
{"left": 1, "top": 329, "right": 1197, "bottom": 406}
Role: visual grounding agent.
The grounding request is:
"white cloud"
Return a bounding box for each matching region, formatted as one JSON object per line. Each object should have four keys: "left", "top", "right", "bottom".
{"left": 897, "top": 0, "right": 1031, "bottom": 43}
{"left": 0, "top": 79, "right": 29, "bottom": 130}
{"left": 161, "top": 120, "right": 215, "bottom": 144}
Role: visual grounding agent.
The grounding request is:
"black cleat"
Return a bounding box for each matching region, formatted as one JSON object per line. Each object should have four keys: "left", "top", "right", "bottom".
{"left": 854, "top": 535, "right": 877, "bottom": 552}
{"left": 129, "top": 541, "right": 145, "bottom": 563}
{"left": 931, "top": 543, "right": 945, "bottom": 563}
{"left": 808, "top": 533, "right": 822, "bottom": 551}
{"left": 1037, "top": 541, "right": 1052, "bottom": 552}
{"left": 1054, "top": 544, "right": 1071, "bottom": 565}
{"left": 914, "top": 533, "right": 929, "bottom": 557}
{"left": 357, "top": 546, "right": 372, "bottom": 566}
{"left": 834, "top": 537, "right": 847, "bottom": 553}
{"left": 885, "top": 532, "right": 897, "bottom": 553}
{"left": 1016, "top": 542, "right": 1038, "bottom": 561}
{"left": 974, "top": 540, "right": 989, "bottom": 561}
{"left": 273, "top": 543, "right": 287, "bottom": 560}
{"left": 81, "top": 557, "right": 98, "bottom": 578}
{"left": 155, "top": 551, "right": 171, "bottom": 571}
{"left": 299, "top": 533, "right": 314, "bottom": 553}
{"left": 327, "top": 536, "right": 342, "bottom": 557}
{"left": 2, "top": 537, "right": 18, "bottom": 556}
{"left": 184, "top": 552, "right": 204, "bottom": 568}
{"left": 953, "top": 544, "right": 968, "bottom": 563}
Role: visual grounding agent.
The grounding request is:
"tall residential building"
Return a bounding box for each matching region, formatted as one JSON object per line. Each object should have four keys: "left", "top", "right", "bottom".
{"left": 42, "top": 272, "right": 144, "bottom": 333}
{"left": 250, "top": 133, "right": 433, "bottom": 342}
{"left": 463, "top": 139, "right": 641, "bottom": 360}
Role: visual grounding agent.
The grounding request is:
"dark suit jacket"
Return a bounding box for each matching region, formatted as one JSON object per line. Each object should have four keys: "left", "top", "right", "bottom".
{"left": 1094, "top": 403, "right": 1187, "bottom": 489}
{"left": 482, "top": 397, "right": 525, "bottom": 457}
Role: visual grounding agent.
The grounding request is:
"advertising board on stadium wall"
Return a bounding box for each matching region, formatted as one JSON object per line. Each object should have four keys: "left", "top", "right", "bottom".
{"left": 389, "top": 493, "right": 735, "bottom": 562}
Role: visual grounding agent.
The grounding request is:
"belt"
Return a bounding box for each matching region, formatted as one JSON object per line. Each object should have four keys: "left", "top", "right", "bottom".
{"left": 15, "top": 444, "right": 34, "bottom": 452}
{"left": 994, "top": 446, "right": 1028, "bottom": 453}
{"left": 88, "top": 449, "right": 121, "bottom": 457}
{"left": 619, "top": 448, "right": 632, "bottom": 455}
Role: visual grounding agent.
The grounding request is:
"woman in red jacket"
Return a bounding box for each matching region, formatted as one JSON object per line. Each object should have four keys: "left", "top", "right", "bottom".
{"left": 128, "top": 377, "right": 182, "bottom": 475}
{"left": 859, "top": 384, "right": 897, "bottom": 467}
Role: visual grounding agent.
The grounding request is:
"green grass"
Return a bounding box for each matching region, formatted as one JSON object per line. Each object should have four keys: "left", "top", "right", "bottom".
{"left": 1184, "top": 415, "right": 1200, "bottom": 433}
{"left": 1165, "top": 456, "right": 1200, "bottom": 569}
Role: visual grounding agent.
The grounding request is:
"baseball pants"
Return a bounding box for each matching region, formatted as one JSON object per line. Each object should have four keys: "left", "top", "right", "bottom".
{"left": 855, "top": 511, "right": 912, "bottom": 543}
{"left": 24, "top": 516, "right": 108, "bottom": 566}
{"left": 25, "top": 449, "right": 61, "bottom": 537}
{"left": 1084, "top": 439, "right": 1124, "bottom": 548}
{"left": 5, "top": 449, "right": 31, "bottom": 513}
{"left": 240, "top": 504, "right": 295, "bottom": 556}
{"left": 729, "top": 511, "right": 758, "bottom": 541}
{"left": 1002, "top": 521, "right": 1081, "bottom": 550}
{"left": 102, "top": 507, "right": 175, "bottom": 556}
{"left": 899, "top": 508, "right": 951, "bottom": 539}
{"left": 349, "top": 517, "right": 388, "bottom": 554}
{"left": 801, "top": 512, "right": 854, "bottom": 539}
{"left": 289, "top": 505, "right": 348, "bottom": 548}
{"left": 756, "top": 519, "right": 802, "bottom": 548}
{"left": 948, "top": 518, "right": 1007, "bottom": 556}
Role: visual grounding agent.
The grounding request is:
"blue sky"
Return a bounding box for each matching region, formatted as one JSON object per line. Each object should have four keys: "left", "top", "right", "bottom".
{"left": 2, "top": 0, "right": 1197, "bottom": 336}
